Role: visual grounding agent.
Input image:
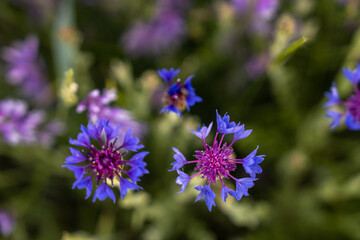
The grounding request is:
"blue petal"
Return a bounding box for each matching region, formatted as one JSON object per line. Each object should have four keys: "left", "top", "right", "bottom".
{"left": 119, "top": 178, "right": 140, "bottom": 199}
{"left": 69, "top": 133, "right": 91, "bottom": 148}
{"left": 234, "top": 178, "right": 257, "bottom": 201}
{"left": 121, "top": 128, "right": 144, "bottom": 151}
{"left": 190, "top": 122, "right": 213, "bottom": 140}
{"left": 128, "top": 151, "right": 149, "bottom": 168}
{"left": 169, "top": 147, "right": 187, "bottom": 171}
{"left": 221, "top": 185, "right": 237, "bottom": 202}
{"left": 92, "top": 183, "right": 116, "bottom": 203}
{"left": 216, "top": 110, "right": 242, "bottom": 134}
{"left": 159, "top": 105, "right": 182, "bottom": 116}
{"left": 242, "top": 146, "right": 264, "bottom": 178}
{"left": 342, "top": 65, "right": 360, "bottom": 85}
{"left": 183, "top": 75, "right": 202, "bottom": 110}
{"left": 233, "top": 124, "right": 252, "bottom": 141}
{"left": 344, "top": 113, "right": 360, "bottom": 130}
{"left": 157, "top": 68, "right": 180, "bottom": 83}
{"left": 326, "top": 110, "right": 342, "bottom": 130}
{"left": 62, "top": 165, "right": 86, "bottom": 179}
{"left": 65, "top": 148, "right": 88, "bottom": 164}
{"left": 323, "top": 83, "right": 340, "bottom": 107}
{"left": 127, "top": 167, "right": 149, "bottom": 182}
{"left": 72, "top": 176, "right": 93, "bottom": 199}
{"left": 194, "top": 185, "right": 216, "bottom": 211}
{"left": 175, "top": 170, "right": 190, "bottom": 193}
{"left": 168, "top": 83, "right": 181, "bottom": 95}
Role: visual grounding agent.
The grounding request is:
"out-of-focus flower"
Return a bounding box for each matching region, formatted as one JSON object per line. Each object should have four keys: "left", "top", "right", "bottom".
{"left": 122, "top": 0, "right": 189, "bottom": 57}
{"left": 0, "top": 209, "right": 15, "bottom": 237}
{"left": 123, "top": 12, "right": 185, "bottom": 57}
{"left": 324, "top": 65, "right": 360, "bottom": 130}
{"left": 77, "top": 89, "right": 145, "bottom": 138}
{"left": 63, "top": 119, "right": 148, "bottom": 202}
{"left": 157, "top": 68, "right": 202, "bottom": 116}
{"left": 232, "top": 0, "right": 279, "bottom": 35}
{"left": 0, "top": 100, "right": 63, "bottom": 146}
{"left": 169, "top": 110, "right": 264, "bottom": 211}
{"left": 2, "top": 36, "right": 52, "bottom": 105}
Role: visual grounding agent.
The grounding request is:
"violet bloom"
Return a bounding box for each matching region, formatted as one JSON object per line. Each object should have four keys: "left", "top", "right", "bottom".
{"left": 157, "top": 68, "right": 202, "bottom": 116}
{"left": 170, "top": 110, "right": 264, "bottom": 211}
{"left": 324, "top": 65, "right": 360, "bottom": 130}
{"left": 232, "top": 0, "right": 278, "bottom": 35}
{"left": 122, "top": 12, "right": 185, "bottom": 57}
{"left": 2, "top": 36, "right": 52, "bottom": 105}
{"left": 0, "top": 209, "right": 15, "bottom": 237}
{"left": 0, "top": 99, "right": 62, "bottom": 146}
{"left": 77, "top": 89, "right": 145, "bottom": 138}
{"left": 63, "top": 119, "right": 148, "bottom": 202}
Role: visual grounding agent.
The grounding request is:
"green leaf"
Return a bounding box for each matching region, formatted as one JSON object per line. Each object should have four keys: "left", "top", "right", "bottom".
{"left": 271, "top": 37, "right": 309, "bottom": 67}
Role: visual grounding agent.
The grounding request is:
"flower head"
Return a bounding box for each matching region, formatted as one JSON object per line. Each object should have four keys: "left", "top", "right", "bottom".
{"left": 0, "top": 99, "right": 62, "bottom": 145}
{"left": 158, "top": 69, "right": 202, "bottom": 116}
{"left": 1, "top": 35, "right": 52, "bottom": 105}
{"left": 324, "top": 65, "right": 360, "bottom": 130}
{"left": 170, "top": 110, "right": 264, "bottom": 211}
{"left": 77, "top": 89, "right": 146, "bottom": 138}
{"left": 63, "top": 119, "right": 148, "bottom": 203}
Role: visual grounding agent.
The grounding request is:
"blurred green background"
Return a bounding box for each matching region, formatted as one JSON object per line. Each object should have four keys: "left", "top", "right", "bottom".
{"left": 0, "top": 0, "right": 360, "bottom": 239}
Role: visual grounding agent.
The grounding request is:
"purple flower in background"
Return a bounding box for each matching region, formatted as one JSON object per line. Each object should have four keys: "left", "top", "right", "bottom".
{"left": 232, "top": 0, "right": 278, "bottom": 35}
{"left": 157, "top": 68, "right": 202, "bottom": 116}
{"left": 77, "top": 89, "right": 145, "bottom": 138}
{"left": 123, "top": 12, "right": 185, "bottom": 57}
{"left": 0, "top": 209, "right": 15, "bottom": 237}
{"left": 170, "top": 110, "right": 264, "bottom": 211}
{"left": 0, "top": 99, "right": 63, "bottom": 145}
{"left": 63, "top": 119, "right": 148, "bottom": 202}
{"left": 324, "top": 65, "right": 360, "bottom": 130}
{"left": 2, "top": 36, "right": 52, "bottom": 105}
{"left": 122, "top": 0, "right": 189, "bottom": 57}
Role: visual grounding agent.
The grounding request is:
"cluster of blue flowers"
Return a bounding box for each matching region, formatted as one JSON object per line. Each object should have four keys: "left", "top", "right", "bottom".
{"left": 63, "top": 67, "right": 264, "bottom": 211}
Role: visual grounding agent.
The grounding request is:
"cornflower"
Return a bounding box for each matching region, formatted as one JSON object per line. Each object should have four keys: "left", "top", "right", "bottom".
{"left": 324, "top": 65, "right": 360, "bottom": 130}
{"left": 170, "top": 110, "right": 264, "bottom": 211}
{"left": 63, "top": 119, "right": 148, "bottom": 203}
{"left": 157, "top": 68, "right": 202, "bottom": 116}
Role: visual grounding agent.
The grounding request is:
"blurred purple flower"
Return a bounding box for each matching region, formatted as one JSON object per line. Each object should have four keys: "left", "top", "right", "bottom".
{"left": 2, "top": 36, "right": 52, "bottom": 105}
{"left": 77, "top": 89, "right": 146, "bottom": 139}
{"left": 123, "top": 12, "right": 185, "bottom": 57}
{"left": 122, "top": 0, "right": 190, "bottom": 57}
{"left": 0, "top": 99, "right": 63, "bottom": 146}
{"left": 232, "top": 0, "right": 278, "bottom": 35}
{"left": 170, "top": 110, "right": 264, "bottom": 211}
{"left": 324, "top": 64, "right": 360, "bottom": 130}
{"left": 0, "top": 209, "right": 15, "bottom": 237}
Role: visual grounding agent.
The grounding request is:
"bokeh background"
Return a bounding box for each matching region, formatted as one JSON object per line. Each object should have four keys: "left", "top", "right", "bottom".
{"left": 0, "top": 0, "right": 360, "bottom": 239}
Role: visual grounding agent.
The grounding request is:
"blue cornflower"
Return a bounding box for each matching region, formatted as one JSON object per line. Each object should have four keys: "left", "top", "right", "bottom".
{"left": 324, "top": 65, "right": 360, "bottom": 130}
{"left": 169, "top": 110, "right": 264, "bottom": 211}
{"left": 63, "top": 119, "right": 148, "bottom": 203}
{"left": 158, "top": 68, "right": 202, "bottom": 116}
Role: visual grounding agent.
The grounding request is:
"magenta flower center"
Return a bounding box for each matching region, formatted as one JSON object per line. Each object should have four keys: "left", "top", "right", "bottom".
{"left": 194, "top": 143, "right": 238, "bottom": 184}
{"left": 345, "top": 94, "right": 360, "bottom": 122}
{"left": 87, "top": 143, "right": 127, "bottom": 183}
